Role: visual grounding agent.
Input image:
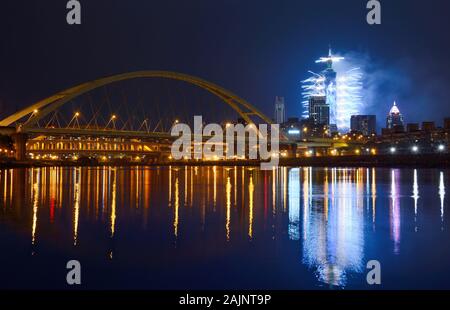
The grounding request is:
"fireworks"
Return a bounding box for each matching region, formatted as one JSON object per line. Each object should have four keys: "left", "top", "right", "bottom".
{"left": 302, "top": 49, "right": 363, "bottom": 131}
{"left": 315, "top": 55, "right": 345, "bottom": 64}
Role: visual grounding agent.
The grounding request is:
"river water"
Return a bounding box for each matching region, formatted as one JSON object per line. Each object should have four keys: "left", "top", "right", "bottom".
{"left": 0, "top": 166, "right": 449, "bottom": 289}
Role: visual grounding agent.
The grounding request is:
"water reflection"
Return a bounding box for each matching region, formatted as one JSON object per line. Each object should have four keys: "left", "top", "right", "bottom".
{"left": 390, "top": 169, "right": 401, "bottom": 254}
{"left": 31, "top": 168, "right": 40, "bottom": 246}
{"left": 412, "top": 169, "right": 419, "bottom": 231}
{"left": 302, "top": 168, "right": 364, "bottom": 286}
{"left": 248, "top": 174, "right": 254, "bottom": 239}
{"left": 440, "top": 171, "right": 445, "bottom": 229}
{"left": 0, "top": 166, "right": 448, "bottom": 289}
{"left": 288, "top": 168, "right": 300, "bottom": 241}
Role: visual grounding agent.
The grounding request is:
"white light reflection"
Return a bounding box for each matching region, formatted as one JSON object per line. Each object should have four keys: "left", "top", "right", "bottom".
{"left": 412, "top": 169, "right": 419, "bottom": 232}
{"left": 390, "top": 169, "right": 401, "bottom": 254}
{"left": 302, "top": 168, "right": 364, "bottom": 287}
{"left": 288, "top": 168, "right": 300, "bottom": 240}
{"left": 439, "top": 171, "right": 445, "bottom": 228}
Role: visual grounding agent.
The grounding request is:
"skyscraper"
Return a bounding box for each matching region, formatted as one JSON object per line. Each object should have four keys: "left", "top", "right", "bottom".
{"left": 302, "top": 47, "right": 362, "bottom": 132}
{"left": 274, "top": 96, "right": 286, "bottom": 124}
{"left": 386, "top": 101, "right": 404, "bottom": 129}
{"left": 322, "top": 49, "right": 338, "bottom": 127}
{"left": 350, "top": 115, "right": 376, "bottom": 136}
{"left": 309, "top": 95, "right": 330, "bottom": 126}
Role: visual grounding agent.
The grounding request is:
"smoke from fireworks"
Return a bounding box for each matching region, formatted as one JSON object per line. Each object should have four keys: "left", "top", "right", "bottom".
{"left": 302, "top": 51, "right": 363, "bottom": 131}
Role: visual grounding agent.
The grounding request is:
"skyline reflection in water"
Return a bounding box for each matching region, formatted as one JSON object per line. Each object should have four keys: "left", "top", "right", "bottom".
{"left": 0, "top": 166, "right": 449, "bottom": 289}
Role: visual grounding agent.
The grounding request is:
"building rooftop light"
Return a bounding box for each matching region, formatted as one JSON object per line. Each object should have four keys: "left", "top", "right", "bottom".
{"left": 389, "top": 101, "right": 400, "bottom": 115}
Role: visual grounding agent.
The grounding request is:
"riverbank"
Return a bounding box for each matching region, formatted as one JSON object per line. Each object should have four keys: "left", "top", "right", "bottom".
{"left": 1, "top": 154, "right": 450, "bottom": 169}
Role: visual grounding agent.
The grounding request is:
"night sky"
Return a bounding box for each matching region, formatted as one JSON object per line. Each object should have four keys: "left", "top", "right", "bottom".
{"left": 1, "top": 0, "right": 450, "bottom": 129}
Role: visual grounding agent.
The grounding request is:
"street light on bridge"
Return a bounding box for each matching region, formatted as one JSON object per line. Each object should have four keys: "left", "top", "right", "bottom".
{"left": 104, "top": 114, "right": 117, "bottom": 130}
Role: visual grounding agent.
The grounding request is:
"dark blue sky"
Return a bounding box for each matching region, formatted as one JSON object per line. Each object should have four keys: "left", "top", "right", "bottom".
{"left": 1, "top": 0, "right": 450, "bottom": 128}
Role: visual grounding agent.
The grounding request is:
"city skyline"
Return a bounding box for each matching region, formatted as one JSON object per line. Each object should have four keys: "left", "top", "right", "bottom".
{"left": 1, "top": 1, "right": 450, "bottom": 130}
{"left": 2, "top": 1, "right": 450, "bottom": 302}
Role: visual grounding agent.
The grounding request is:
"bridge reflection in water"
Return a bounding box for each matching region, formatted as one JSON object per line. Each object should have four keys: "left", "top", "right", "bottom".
{"left": 0, "top": 166, "right": 448, "bottom": 288}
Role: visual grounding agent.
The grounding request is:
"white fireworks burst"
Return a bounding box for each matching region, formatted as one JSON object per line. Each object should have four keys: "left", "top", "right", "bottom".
{"left": 336, "top": 68, "right": 363, "bottom": 130}
{"left": 301, "top": 53, "right": 363, "bottom": 131}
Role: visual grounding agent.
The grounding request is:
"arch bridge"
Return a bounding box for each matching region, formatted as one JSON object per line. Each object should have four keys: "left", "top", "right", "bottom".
{"left": 0, "top": 71, "right": 287, "bottom": 161}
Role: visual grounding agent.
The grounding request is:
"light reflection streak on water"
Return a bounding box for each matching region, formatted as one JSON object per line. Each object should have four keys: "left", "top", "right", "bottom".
{"left": 283, "top": 167, "right": 287, "bottom": 213}
{"left": 288, "top": 168, "right": 300, "bottom": 241}
{"left": 226, "top": 175, "right": 231, "bottom": 241}
{"left": 412, "top": 169, "right": 419, "bottom": 231}
{"left": 366, "top": 168, "right": 370, "bottom": 212}
{"left": 234, "top": 166, "right": 237, "bottom": 207}
{"left": 324, "top": 169, "right": 329, "bottom": 221}
{"left": 185, "top": 166, "right": 188, "bottom": 206}
{"left": 168, "top": 166, "right": 172, "bottom": 207}
{"left": 102, "top": 167, "right": 107, "bottom": 218}
{"left": 136, "top": 167, "right": 140, "bottom": 208}
{"left": 302, "top": 167, "right": 310, "bottom": 242}
{"left": 73, "top": 168, "right": 81, "bottom": 246}
{"left": 356, "top": 168, "right": 364, "bottom": 210}
{"left": 95, "top": 167, "right": 100, "bottom": 219}
{"left": 440, "top": 171, "right": 445, "bottom": 227}
{"left": 272, "top": 169, "right": 276, "bottom": 215}
{"left": 372, "top": 168, "right": 376, "bottom": 225}
{"left": 302, "top": 168, "right": 364, "bottom": 287}
{"left": 390, "top": 169, "right": 401, "bottom": 255}
{"left": 174, "top": 175, "right": 179, "bottom": 238}
{"left": 248, "top": 174, "right": 254, "bottom": 239}
{"left": 213, "top": 166, "right": 217, "bottom": 209}
{"left": 49, "top": 168, "right": 56, "bottom": 223}
{"left": 8, "top": 169, "right": 12, "bottom": 206}
{"left": 31, "top": 168, "right": 41, "bottom": 246}
{"left": 190, "top": 167, "right": 194, "bottom": 207}
{"left": 110, "top": 168, "right": 117, "bottom": 238}
{"left": 2, "top": 170, "right": 7, "bottom": 208}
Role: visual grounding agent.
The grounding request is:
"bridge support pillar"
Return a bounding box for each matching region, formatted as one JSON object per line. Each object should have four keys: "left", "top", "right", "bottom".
{"left": 12, "top": 133, "right": 28, "bottom": 161}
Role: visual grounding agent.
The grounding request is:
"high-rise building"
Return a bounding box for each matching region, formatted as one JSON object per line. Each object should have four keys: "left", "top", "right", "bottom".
{"left": 308, "top": 95, "right": 330, "bottom": 126}
{"left": 386, "top": 101, "right": 404, "bottom": 129}
{"left": 322, "top": 51, "right": 338, "bottom": 126}
{"left": 350, "top": 115, "right": 376, "bottom": 136}
{"left": 302, "top": 47, "right": 362, "bottom": 132}
{"left": 274, "top": 96, "right": 286, "bottom": 124}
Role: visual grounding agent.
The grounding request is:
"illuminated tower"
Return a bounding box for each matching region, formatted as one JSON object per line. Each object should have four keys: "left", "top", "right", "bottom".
{"left": 302, "top": 47, "right": 362, "bottom": 132}
{"left": 386, "top": 101, "right": 404, "bottom": 129}
{"left": 321, "top": 48, "right": 339, "bottom": 127}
